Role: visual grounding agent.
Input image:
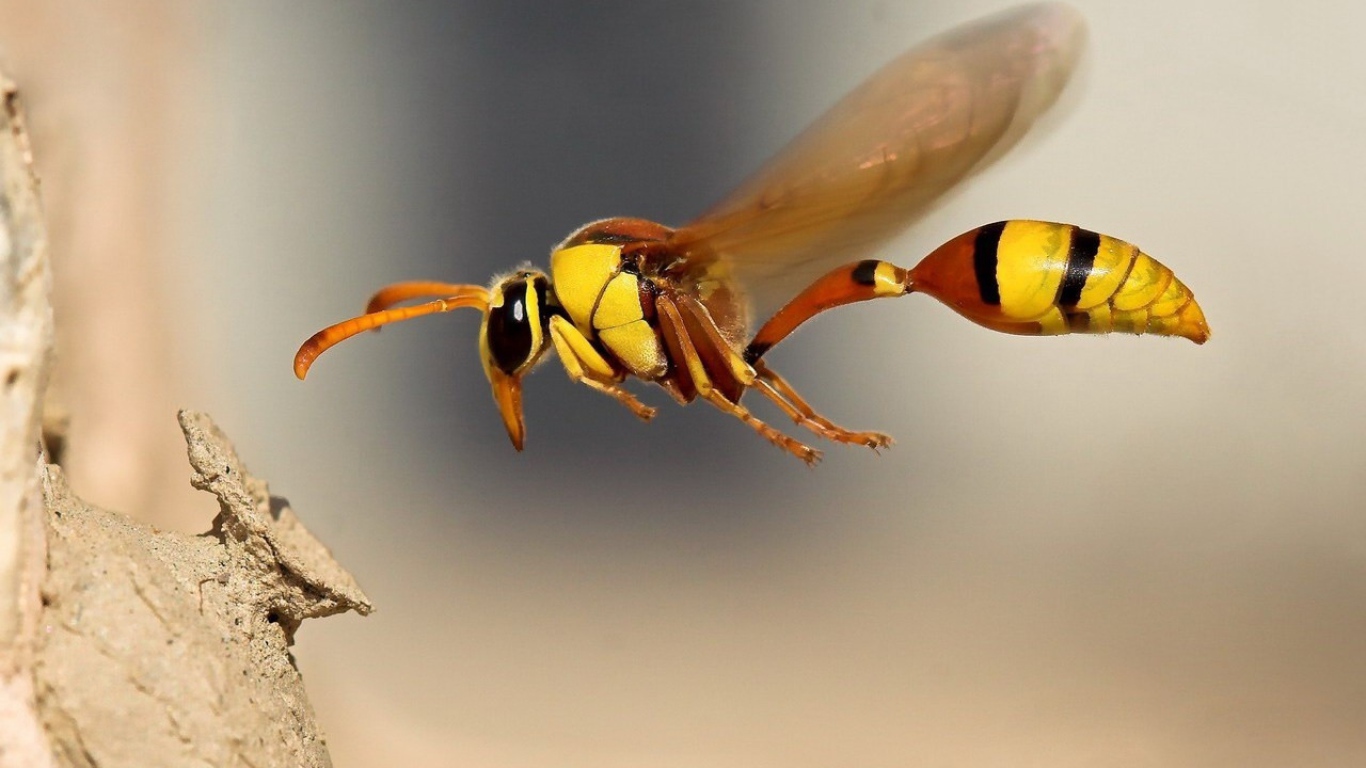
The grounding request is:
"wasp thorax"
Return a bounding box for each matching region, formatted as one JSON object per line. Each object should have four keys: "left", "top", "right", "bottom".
{"left": 484, "top": 271, "right": 551, "bottom": 375}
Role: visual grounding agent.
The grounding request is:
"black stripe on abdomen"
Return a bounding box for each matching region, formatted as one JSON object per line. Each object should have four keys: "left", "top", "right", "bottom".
{"left": 1058, "top": 227, "right": 1100, "bottom": 308}
{"left": 973, "top": 221, "right": 1006, "bottom": 306}
{"left": 851, "top": 259, "right": 881, "bottom": 286}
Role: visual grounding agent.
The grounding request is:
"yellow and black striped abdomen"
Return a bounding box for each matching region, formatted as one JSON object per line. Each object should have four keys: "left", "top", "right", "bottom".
{"left": 909, "top": 220, "right": 1209, "bottom": 343}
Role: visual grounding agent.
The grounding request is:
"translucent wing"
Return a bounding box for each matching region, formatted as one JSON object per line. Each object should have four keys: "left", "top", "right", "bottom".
{"left": 671, "top": 3, "right": 1086, "bottom": 314}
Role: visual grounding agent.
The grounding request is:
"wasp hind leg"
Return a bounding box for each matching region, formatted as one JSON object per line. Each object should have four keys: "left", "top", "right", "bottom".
{"left": 702, "top": 388, "right": 821, "bottom": 466}
{"left": 751, "top": 360, "right": 893, "bottom": 451}
{"left": 655, "top": 294, "right": 821, "bottom": 465}
{"left": 548, "top": 315, "right": 656, "bottom": 421}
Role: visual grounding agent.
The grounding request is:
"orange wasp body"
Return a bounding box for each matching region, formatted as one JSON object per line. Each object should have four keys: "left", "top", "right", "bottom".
{"left": 295, "top": 4, "right": 1208, "bottom": 464}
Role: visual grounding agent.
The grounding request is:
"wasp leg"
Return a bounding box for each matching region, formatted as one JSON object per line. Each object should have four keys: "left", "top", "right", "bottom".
{"left": 656, "top": 295, "right": 821, "bottom": 465}
{"left": 548, "top": 315, "right": 656, "bottom": 421}
{"left": 745, "top": 260, "right": 912, "bottom": 363}
{"left": 656, "top": 378, "right": 693, "bottom": 406}
{"left": 751, "top": 361, "right": 893, "bottom": 450}
{"left": 671, "top": 293, "right": 757, "bottom": 401}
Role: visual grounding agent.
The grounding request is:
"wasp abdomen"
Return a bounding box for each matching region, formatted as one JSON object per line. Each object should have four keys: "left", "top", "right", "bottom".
{"left": 910, "top": 220, "right": 1209, "bottom": 343}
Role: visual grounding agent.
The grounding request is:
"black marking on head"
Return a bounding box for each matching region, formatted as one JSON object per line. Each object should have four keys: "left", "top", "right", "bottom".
{"left": 531, "top": 274, "right": 550, "bottom": 313}
{"left": 487, "top": 279, "right": 534, "bottom": 374}
{"left": 851, "top": 260, "right": 881, "bottom": 286}
{"left": 973, "top": 222, "right": 1005, "bottom": 306}
{"left": 1058, "top": 227, "right": 1100, "bottom": 308}
{"left": 539, "top": 273, "right": 568, "bottom": 319}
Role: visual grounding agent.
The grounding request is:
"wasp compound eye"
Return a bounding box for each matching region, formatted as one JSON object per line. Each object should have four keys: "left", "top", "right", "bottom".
{"left": 486, "top": 280, "right": 533, "bottom": 374}
{"left": 485, "top": 275, "right": 550, "bottom": 376}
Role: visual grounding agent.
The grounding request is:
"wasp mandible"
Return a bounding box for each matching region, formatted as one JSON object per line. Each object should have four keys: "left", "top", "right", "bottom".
{"left": 294, "top": 3, "right": 1209, "bottom": 464}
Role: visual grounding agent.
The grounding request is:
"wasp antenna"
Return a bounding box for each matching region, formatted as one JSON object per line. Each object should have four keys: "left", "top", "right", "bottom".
{"left": 365, "top": 281, "right": 488, "bottom": 314}
{"left": 294, "top": 288, "right": 490, "bottom": 380}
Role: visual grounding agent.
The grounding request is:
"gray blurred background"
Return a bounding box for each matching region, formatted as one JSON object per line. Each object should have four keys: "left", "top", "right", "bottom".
{"left": 5, "top": 0, "right": 1363, "bottom": 765}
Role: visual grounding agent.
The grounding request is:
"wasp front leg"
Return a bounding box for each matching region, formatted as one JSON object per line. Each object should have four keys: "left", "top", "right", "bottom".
{"left": 548, "top": 315, "right": 657, "bottom": 421}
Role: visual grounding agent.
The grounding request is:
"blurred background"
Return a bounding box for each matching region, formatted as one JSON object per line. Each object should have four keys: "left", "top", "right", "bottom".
{"left": 3, "top": 0, "right": 1363, "bottom": 765}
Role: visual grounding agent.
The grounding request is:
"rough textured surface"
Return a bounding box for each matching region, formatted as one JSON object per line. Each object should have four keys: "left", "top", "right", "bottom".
{"left": 0, "top": 72, "right": 58, "bottom": 768}
{"left": 0, "top": 53, "right": 370, "bottom": 768}
{"left": 33, "top": 412, "right": 372, "bottom": 768}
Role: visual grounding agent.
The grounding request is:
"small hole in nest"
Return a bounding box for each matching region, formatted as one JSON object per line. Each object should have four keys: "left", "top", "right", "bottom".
{"left": 3, "top": 369, "right": 17, "bottom": 387}
{"left": 266, "top": 611, "right": 280, "bottom": 624}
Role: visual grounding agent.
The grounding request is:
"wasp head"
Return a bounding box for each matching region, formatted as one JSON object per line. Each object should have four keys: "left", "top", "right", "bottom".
{"left": 479, "top": 269, "right": 553, "bottom": 450}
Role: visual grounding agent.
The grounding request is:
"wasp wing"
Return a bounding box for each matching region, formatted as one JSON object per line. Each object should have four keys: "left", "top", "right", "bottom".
{"left": 671, "top": 3, "right": 1086, "bottom": 316}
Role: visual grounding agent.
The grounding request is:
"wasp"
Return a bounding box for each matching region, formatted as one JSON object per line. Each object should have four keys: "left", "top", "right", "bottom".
{"left": 294, "top": 4, "right": 1208, "bottom": 464}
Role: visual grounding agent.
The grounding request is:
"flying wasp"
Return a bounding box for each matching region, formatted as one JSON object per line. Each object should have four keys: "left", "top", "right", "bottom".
{"left": 294, "top": 3, "right": 1209, "bottom": 464}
